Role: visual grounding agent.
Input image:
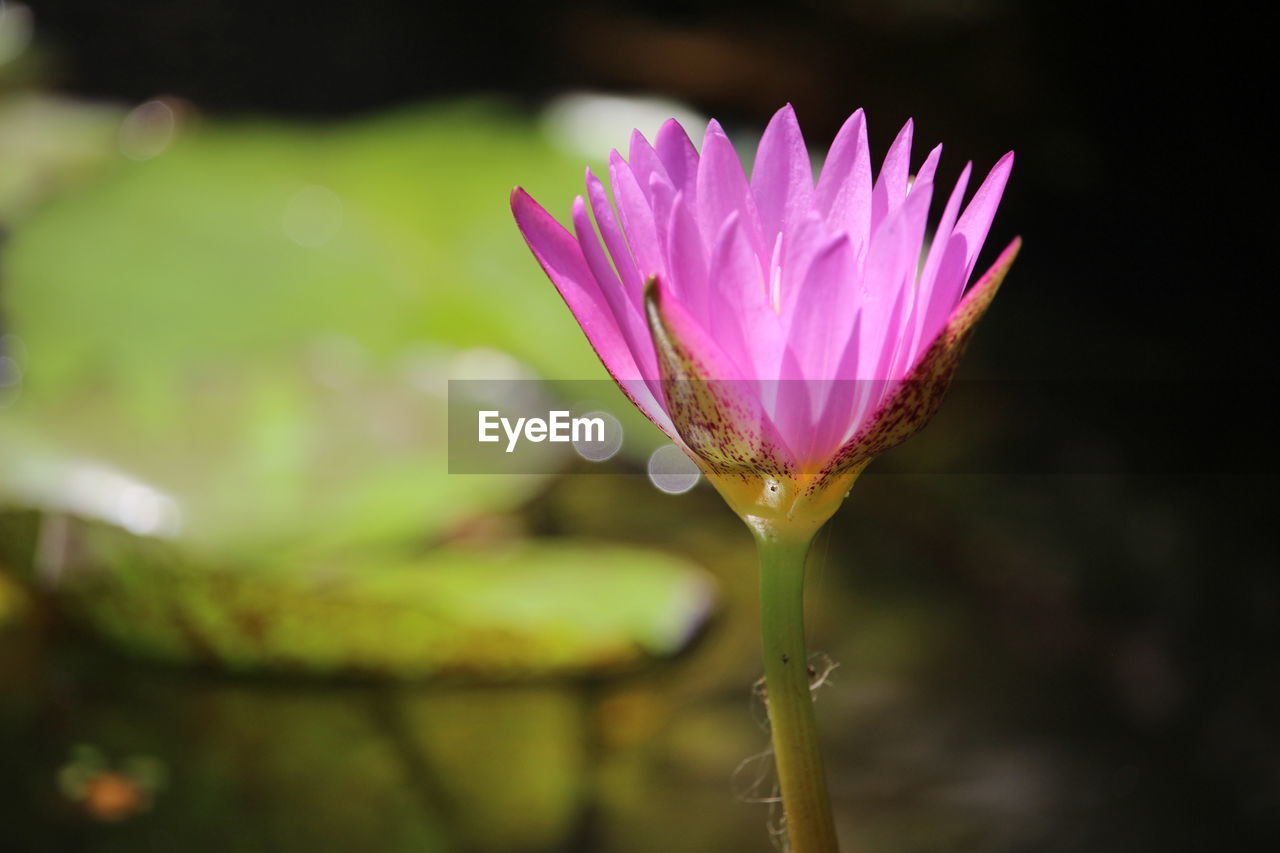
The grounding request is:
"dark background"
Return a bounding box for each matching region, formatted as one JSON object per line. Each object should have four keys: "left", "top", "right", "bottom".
{"left": 11, "top": 1, "right": 1279, "bottom": 850}
{"left": 31, "top": 0, "right": 1277, "bottom": 380}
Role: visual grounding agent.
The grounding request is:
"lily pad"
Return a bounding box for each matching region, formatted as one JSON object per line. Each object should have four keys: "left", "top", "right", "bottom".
{"left": 57, "top": 526, "right": 713, "bottom": 679}
{"left": 0, "top": 101, "right": 701, "bottom": 678}
{"left": 0, "top": 102, "right": 631, "bottom": 556}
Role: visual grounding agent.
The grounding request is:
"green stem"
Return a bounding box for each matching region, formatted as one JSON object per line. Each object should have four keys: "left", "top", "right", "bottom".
{"left": 755, "top": 525, "right": 840, "bottom": 853}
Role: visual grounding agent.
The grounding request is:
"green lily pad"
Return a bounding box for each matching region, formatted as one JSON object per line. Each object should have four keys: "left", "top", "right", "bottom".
{"left": 57, "top": 527, "right": 713, "bottom": 679}
{"left": 0, "top": 101, "right": 668, "bottom": 557}
{"left": 0, "top": 101, "right": 701, "bottom": 678}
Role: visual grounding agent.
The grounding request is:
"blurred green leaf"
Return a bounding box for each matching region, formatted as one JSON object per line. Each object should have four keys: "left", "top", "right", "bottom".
{"left": 61, "top": 530, "right": 713, "bottom": 678}
{"left": 0, "top": 101, "right": 666, "bottom": 556}
{"left": 0, "top": 101, "right": 700, "bottom": 678}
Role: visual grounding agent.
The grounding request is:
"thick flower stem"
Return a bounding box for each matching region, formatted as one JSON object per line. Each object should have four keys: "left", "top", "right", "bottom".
{"left": 755, "top": 525, "right": 840, "bottom": 853}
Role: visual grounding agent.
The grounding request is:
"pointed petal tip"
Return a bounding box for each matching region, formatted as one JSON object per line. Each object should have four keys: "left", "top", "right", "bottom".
{"left": 766, "top": 102, "right": 802, "bottom": 131}
{"left": 839, "top": 108, "right": 867, "bottom": 134}
{"left": 510, "top": 186, "right": 538, "bottom": 218}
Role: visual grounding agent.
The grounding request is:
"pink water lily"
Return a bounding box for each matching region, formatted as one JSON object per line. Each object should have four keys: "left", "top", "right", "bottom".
{"left": 512, "top": 104, "right": 1017, "bottom": 507}
{"left": 512, "top": 104, "right": 1020, "bottom": 851}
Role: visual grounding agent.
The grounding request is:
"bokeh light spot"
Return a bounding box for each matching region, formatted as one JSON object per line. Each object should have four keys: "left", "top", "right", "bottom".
{"left": 0, "top": 3, "right": 33, "bottom": 66}
{"left": 647, "top": 444, "right": 700, "bottom": 494}
{"left": 118, "top": 99, "right": 177, "bottom": 161}
{"left": 572, "top": 410, "right": 623, "bottom": 462}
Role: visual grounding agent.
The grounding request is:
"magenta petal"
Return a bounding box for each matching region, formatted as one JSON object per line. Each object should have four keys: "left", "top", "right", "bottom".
{"left": 921, "top": 234, "right": 970, "bottom": 352}
{"left": 871, "top": 119, "right": 913, "bottom": 233}
{"left": 813, "top": 310, "right": 866, "bottom": 455}
{"left": 885, "top": 179, "right": 937, "bottom": 378}
{"left": 817, "top": 238, "right": 1022, "bottom": 485}
{"left": 706, "top": 213, "right": 767, "bottom": 377}
{"left": 571, "top": 196, "right": 661, "bottom": 384}
{"left": 628, "top": 129, "right": 672, "bottom": 207}
{"left": 515, "top": 106, "right": 1017, "bottom": 487}
{"left": 856, "top": 198, "right": 917, "bottom": 372}
{"left": 666, "top": 191, "right": 711, "bottom": 325}
{"left": 646, "top": 172, "right": 677, "bottom": 258}
{"left": 697, "top": 120, "right": 766, "bottom": 268}
{"left": 767, "top": 345, "right": 816, "bottom": 469}
{"left": 585, "top": 167, "right": 643, "bottom": 304}
{"left": 752, "top": 103, "right": 814, "bottom": 246}
{"left": 954, "top": 151, "right": 1014, "bottom": 280}
{"left": 913, "top": 143, "right": 942, "bottom": 192}
{"left": 916, "top": 152, "right": 1013, "bottom": 353}
{"left": 780, "top": 233, "right": 858, "bottom": 463}
{"left": 776, "top": 212, "right": 829, "bottom": 322}
{"left": 786, "top": 233, "right": 857, "bottom": 381}
{"left": 911, "top": 162, "right": 973, "bottom": 350}
{"left": 654, "top": 118, "right": 700, "bottom": 206}
{"left": 608, "top": 150, "right": 666, "bottom": 281}
{"left": 814, "top": 109, "right": 873, "bottom": 251}
{"left": 645, "top": 275, "right": 793, "bottom": 476}
{"left": 824, "top": 285, "right": 908, "bottom": 456}
{"left": 512, "top": 188, "right": 642, "bottom": 382}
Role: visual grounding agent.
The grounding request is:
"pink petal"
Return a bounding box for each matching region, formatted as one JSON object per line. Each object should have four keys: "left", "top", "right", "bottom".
{"left": 654, "top": 119, "right": 700, "bottom": 206}
{"left": 954, "top": 151, "right": 1014, "bottom": 281}
{"left": 628, "top": 129, "right": 672, "bottom": 207}
{"left": 871, "top": 118, "right": 913, "bottom": 233}
{"left": 814, "top": 109, "right": 873, "bottom": 252}
{"left": 885, "top": 178, "right": 936, "bottom": 378}
{"left": 697, "top": 120, "right": 766, "bottom": 269}
{"left": 781, "top": 234, "right": 857, "bottom": 463}
{"left": 646, "top": 172, "right": 677, "bottom": 259}
{"left": 833, "top": 285, "right": 908, "bottom": 453}
{"left": 776, "top": 213, "right": 830, "bottom": 322}
{"left": 917, "top": 152, "right": 1013, "bottom": 354}
{"left": 645, "top": 275, "right": 793, "bottom": 476}
{"left": 585, "top": 167, "right": 643, "bottom": 307}
{"left": 912, "top": 143, "right": 942, "bottom": 193}
{"left": 512, "top": 188, "right": 644, "bottom": 384}
{"left": 706, "top": 212, "right": 768, "bottom": 378}
{"left": 911, "top": 162, "right": 972, "bottom": 352}
{"left": 608, "top": 150, "right": 666, "bottom": 281}
{"left": 785, "top": 233, "right": 857, "bottom": 381}
{"left": 571, "top": 196, "right": 661, "bottom": 386}
{"left": 751, "top": 103, "right": 814, "bottom": 247}
{"left": 767, "top": 346, "right": 815, "bottom": 470}
{"left": 665, "top": 191, "right": 711, "bottom": 325}
{"left": 853, "top": 191, "right": 922, "bottom": 375}
{"left": 817, "top": 238, "right": 1022, "bottom": 484}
